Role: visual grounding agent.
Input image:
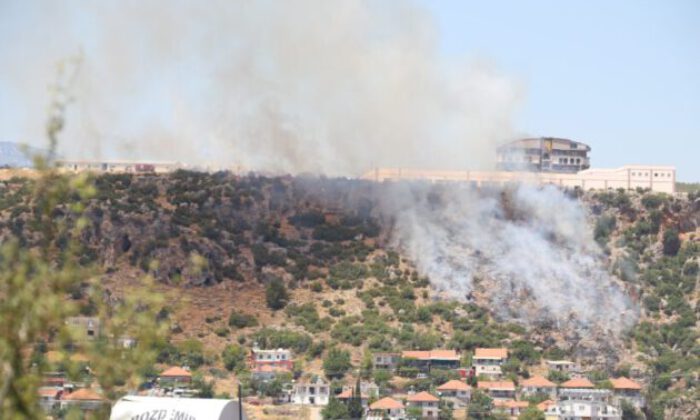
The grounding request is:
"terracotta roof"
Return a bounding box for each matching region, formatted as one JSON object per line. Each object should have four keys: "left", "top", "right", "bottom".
{"left": 437, "top": 379, "right": 470, "bottom": 391}
{"left": 337, "top": 389, "right": 368, "bottom": 399}
{"left": 38, "top": 388, "right": 61, "bottom": 398}
{"left": 520, "top": 375, "right": 556, "bottom": 388}
{"left": 477, "top": 381, "right": 516, "bottom": 391}
{"left": 560, "top": 377, "right": 594, "bottom": 388}
{"left": 62, "top": 388, "right": 105, "bottom": 401}
{"left": 370, "top": 397, "right": 404, "bottom": 410}
{"left": 610, "top": 377, "right": 642, "bottom": 390}
{"left": 160, "top": 366, "right": 192, "bottom": 377}
{"left": 407, "top": 391, "right": 440, "bottom": 402}
{"left": 537, "top": 400, "right": 555, "bottom": 411}
{"left": 474, "top": 348, "right": 508, "bottom": 359}
{"left": 494, "top": 400, "right": 529, "bottom": 409}
{"left": 401, "top": 350, "right": 459, "bottom": 361}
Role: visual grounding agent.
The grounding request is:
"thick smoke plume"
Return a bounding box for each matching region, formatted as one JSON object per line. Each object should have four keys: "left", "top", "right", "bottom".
{"left": 1, "top": 0, "right": 520, "bottom": 175}
{"left": 381, "top": 182, "right": 637, "bottom": 336}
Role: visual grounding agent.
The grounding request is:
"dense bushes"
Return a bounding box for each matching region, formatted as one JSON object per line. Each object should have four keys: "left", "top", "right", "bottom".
{"left": 266, "top": 278, "right": 289, "bottom": 310}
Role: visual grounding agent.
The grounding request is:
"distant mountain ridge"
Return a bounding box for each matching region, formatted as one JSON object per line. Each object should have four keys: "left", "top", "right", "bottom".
{"left": 0, "top": 141, "right": 45, "bottom": 168}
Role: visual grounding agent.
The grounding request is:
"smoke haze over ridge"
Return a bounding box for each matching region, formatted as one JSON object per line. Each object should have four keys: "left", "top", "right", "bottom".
{"left": 1, "top": 0, "right": 522, "bottom": 175}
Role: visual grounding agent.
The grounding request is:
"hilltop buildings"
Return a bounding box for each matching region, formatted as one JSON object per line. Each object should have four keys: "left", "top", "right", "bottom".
{"left": 497, "top": 137, "right": 591, "bottom": 173}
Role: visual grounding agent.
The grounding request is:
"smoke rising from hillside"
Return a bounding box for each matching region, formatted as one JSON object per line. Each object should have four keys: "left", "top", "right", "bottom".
{"left": 381, "top": 183, "right": 637, "bottom": 335}
{"left": 1, "top": 0, "right": 521, "bottom": 175}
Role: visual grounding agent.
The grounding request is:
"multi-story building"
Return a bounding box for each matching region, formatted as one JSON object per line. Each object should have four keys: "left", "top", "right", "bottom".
{"left": 609, "top": 377, "right": 644, "bottom": 409}
{"left": 292, "top": 376, "right": 329, "bottom": 406}
{"left": 497, "top": 137, "right": 591, "bottom": 173}
{"left": 473, "top": 348, "right": 508, "bottom": 378}
{"left": 406, "top": 391, "right": 440, "bottom": 419}
{"left": 250, "top": 347, "right": 294, "bottom": 370}
{"left": 373, "top": 352, "right": 401, "bottom": 372}
{"left": 493, "top": 400, "right": 529, "bottom": 418}
{"left": 476, "top": 381, "right": 516, "bottom": 400}
{"left": 546, "top": 360, "right": 580, "bottom": 376}
{"left": 401, "top": 350, "right": 460, "bottom": 373}
{"left": 520, "top": 375, "right": 557, "bottom": 399}
{"left": 545, "top": 389, "right": 621, "bottom": 420}
{"left": 436, "top": 379, "right": 471, "bottom": 407}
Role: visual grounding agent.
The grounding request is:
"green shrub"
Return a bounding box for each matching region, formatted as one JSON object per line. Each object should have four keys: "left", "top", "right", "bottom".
{"left": 323, "top": 347, "right": 352, "bottom": 379}
{"left": 266, "top": 278, "right": 289, "bottom": 310}
{"left": 222, "top": 344, "right": 247, "bottom": 372}
{"left": 229, "top": 311, "right": 259, "bottom": 329}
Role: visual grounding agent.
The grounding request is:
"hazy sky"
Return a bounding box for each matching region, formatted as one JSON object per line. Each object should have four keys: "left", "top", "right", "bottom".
{"left": 1, "top": 1, "right": 698, "bottom": 180}
{"left": 424, "top": 0, "right": 700, "bottom": 181}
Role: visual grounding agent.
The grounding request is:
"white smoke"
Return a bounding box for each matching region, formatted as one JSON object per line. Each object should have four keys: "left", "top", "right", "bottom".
{"left": 382, "top": 182, "right": 637, "bottom": 335}
{"left": 0, "top": 0, "right": 522, "bottom": 175}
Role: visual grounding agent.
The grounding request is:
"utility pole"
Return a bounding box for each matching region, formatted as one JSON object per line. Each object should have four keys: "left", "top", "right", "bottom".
{"left": 238, "top": 383, "right": 243, "bottom": 420}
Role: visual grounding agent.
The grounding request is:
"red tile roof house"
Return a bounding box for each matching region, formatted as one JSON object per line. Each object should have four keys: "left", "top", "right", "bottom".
{"left": 477, "top": 380, "right": 516, "bottom": 400}
{"left": 60, "top": 388, "right": 107, "bottom": 412}
{"left": 610, "top": 377, "right": 645, "bottom": 409}
{"left": 559, "top": 377, "right": 595, "bottom": 392}
{"left": 367, "top": 397, "right": 406, "bottom": 420}
{"left": 436, "top": 379, "right": 471, "bottom": 407}
{"left": 251, "top": 364, "right": 292, "bottom": 382}
{"left": 493, "top": 399, "right": 529, "bottom": 418}
{"left": 38, "top": 388, "right": 62, "bottom": 412}
{"left": 401, "top": 350, "right": 461, "bottom": 373}
{"left": 336, "top": 388, "right": 370, "bottom": 409}
{"left": 519, "top": 375, "right": 557, "bottom": 399}
{"left": 472, "top": 348, "right": 508, "bottom": 378}
{"left": 158, "top": 366, "right": 193, "bottom": 385}
{"left": 406, "top": 391, "right": 441, "bottom": 419}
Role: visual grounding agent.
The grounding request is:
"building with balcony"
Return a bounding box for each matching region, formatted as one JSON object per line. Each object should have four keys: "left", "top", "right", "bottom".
{"left": 406, "top": 391, "right": 440, "bottom": 419}
{"left": 497, "top": 137, "right": 591, "bottom": 173}
{"left": 292, "top": 376, "right": 329, "bottom": 406}
{"left": 473, "top": 348, "right": 508, "bottom": 378}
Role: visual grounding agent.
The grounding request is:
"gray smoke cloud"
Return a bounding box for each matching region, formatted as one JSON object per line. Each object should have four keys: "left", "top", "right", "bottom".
{"left": 382, "top": 182, "right": 637, "bottom": 336}
{"left": 1, "top": 0, "right": 522, "bottom": 175}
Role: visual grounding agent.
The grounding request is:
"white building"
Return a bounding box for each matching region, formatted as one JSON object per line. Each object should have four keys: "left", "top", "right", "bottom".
{"left": 292, "top": 376, "right": 329, "bottom": 406}
{"left": 545, "top": 389, "right": 620, "bottom": 420}
{"left": 250, "top": 347, "right": 293, "bottom": 369}
{"left": 473, "top": 348, "right": 508, "bottom": 378}
{"left": 520, "top": 375, "right": 557, "bottom": 399}
{"left": 367, "top": 397, "right": 406, "bottom": 420}
{"left": 546, "top": 360, "right": 580, "bottom": 375}
{"left": 609, "top": 377, "right": 645, "bottom": 409}
{"left": 406, "top": 391, "right": 440, "bottom": 419}
{"left": 436, "top": 379, "right": 471, "bottom": 407}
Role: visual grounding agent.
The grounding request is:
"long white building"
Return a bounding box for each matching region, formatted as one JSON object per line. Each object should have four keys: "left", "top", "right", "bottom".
{"left": 361, "top": 165, "right": 676, "bottom": 194}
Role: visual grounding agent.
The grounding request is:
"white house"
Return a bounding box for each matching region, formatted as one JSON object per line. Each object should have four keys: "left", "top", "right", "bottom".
{"left": 292, "top": 376, "right": 329, "bottom": 406}
{"left": 406, "top": 391, "right": 440, "bottom": 419}
{"left": 367, "top": 397, "right": 405, "bottom": 420}
{"left": 520, "top": 375, "right": 557, "bottom": 399}
{"left": 609, "top": 377, "right": 644, "bottom": 409}
{"left": 477, "top": 381, "right": 516, "bottom": 400}
{"left": 545, "top": 389, "right": 620, "bottom": 420}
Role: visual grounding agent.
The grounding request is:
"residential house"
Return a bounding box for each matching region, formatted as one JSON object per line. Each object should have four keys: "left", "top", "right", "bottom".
{"left": 546, "top": 360, "right": 579, "bottom": 375}
{"left": 473, "top": 348, "right": 508, "bottom": 378}
{"left": 373, "top": 352, "right": 401, "bottom": 372}
{"left": 609, "top": 377, "right": 644, "bottom": 409}
{"left": 251, "top": 364, "right": 292, "bottom": 382}
{"left": 406, "top": 391, "right": 440, "bottom": 419}
{"left": 520, "top": 375, "right": 557, "bottom": 399}
{"left": 537, "top": 400, "right": 555, "bottom": 412}
{"left": 493, "top": 400, "right": 529, "bottom": 418}
{"left": 341, "top": 380, "right": 380, "bottom": 399}
{"left": 401, "top": 350, "right": 460, "bottom": 373}
{"left": 292, "top": 376, "right": 329, "bottom": 406}
{"left": 477, "top": 381, "right": 516, "bottom": 400}
{"left": 367, "top": 397, "right": 406, "bottom": 420}
{"left": 38, "top": 388, "right": 62, "bottom": 412}
{"left": 250, "top": 347, "right": 294, "bottom": 370}
{"left": 337, "top": 388, "right": 370, "bottom": 409}
{"left": 66, "top": 316, "right": 100, "bottom": 341}
{"left": 60, "top": 388, "right": 107, "bottom": 412}
{"left": 545, "top": 389, "right": 620, "bottom": 420}
{"left": 436, "top": 379, "right": 471, "bottom": 407}
{"left": 158, "top": 366, "right": 192, "bottom": 385}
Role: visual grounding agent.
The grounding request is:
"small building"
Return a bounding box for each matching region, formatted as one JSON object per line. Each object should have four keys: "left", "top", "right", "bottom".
{"left": 477, "top": 381, "right": 516, "bottom": 400}
{"left": 537, "top": 400, "right": 555, "bottom": 412}
{"left": 66, "top": 316, "right": 101, "bottom": 341}
{"left": 546, "top": 360, "right": 579, "bottom": 375}
{"left": 520, "top": 375, "right": 557, "bottom": 399}
{"left": 367, "top": 397, "right": 405, "bottom": 420}
{"left": 373, "top": 352, "right": 401, "bottom": 372}
{"left": 341, "top": 380, "right": 380, "bottom": 399}
{"left": 336, "top": 388, "right": 370, "bottom": 409}
{"left": 493, "top": 400, "right": 529, "bottom": 418}
{"left": 401, "top": 350, "right": 460, "bottom": 372}
{"left": 250, "top": 347, "right": 294, "bottom": 370}
{"left": 38, "top": 388, "right": 62, "bottom": 412}
{"left": 609, "top": 377, "right": 644, "bottom": 409}
{"left": 159, "top": 366, "right": 192, "bottom": 385}
{"left": 436, "top": 379, "right": 471, "bottom": 407}
{"left": 251, "top": 364, "right": 292, "bottom": 382}
{"left": 292, "top": 376, "right": 329, "bottom": 406}
{"left": 406, "top": 391, "right": 440, "bottom": 419}
{"left": 545, "top": 389, "right": 620, "bottom": 420}
{"left": 60, "top": 388, "right": 107, "bottom": 412}
{"left": 473, "top": 348, "right": 508, "bottom": 378}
